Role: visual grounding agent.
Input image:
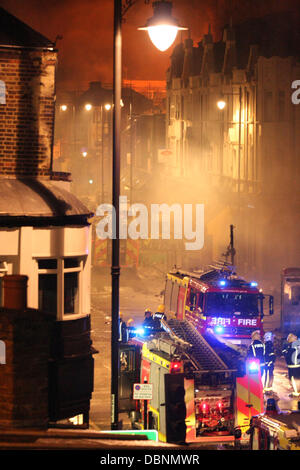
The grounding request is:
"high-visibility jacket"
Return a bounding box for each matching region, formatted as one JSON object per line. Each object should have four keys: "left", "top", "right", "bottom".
{"left": 282, "top": 340, "right": 300, "bottom": 368}
{"left": 248, "top": 340, "right": 265, "bottom": 365}
{"left": 119, "top": 319, "right": 129, "bottom": 343}
{"left": 264, "top": 341, "right": 276, "bottom": 368}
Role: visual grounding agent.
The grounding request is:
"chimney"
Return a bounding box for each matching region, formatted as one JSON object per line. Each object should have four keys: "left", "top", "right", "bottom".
{"left": 2, "top": 275, "right": 28, "bottom": 310}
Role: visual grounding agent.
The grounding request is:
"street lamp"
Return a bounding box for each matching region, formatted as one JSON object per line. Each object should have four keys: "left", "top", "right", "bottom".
{"left": 217, "top": 99, "right": 226, "bottom": 110}
{"left": 138, "top": 1, "right": 187, "bottom": 51}
{"left": 111, "top": 0, "right": 186, "bottom": 430}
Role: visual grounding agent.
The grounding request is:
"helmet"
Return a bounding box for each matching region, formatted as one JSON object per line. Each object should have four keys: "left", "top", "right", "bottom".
{"left": 144, "top": 308, "right": 152, "bottom": 316}
{"left": 157, "top": 304, "right": 165, "bottom": 313}
{"left": 264, "top": 332, "right": 273, "bottom": 342}
{"left": 251, "top": 330, "right": 261, "bottom": 340}
{"left": 127, "top": 318, "right": 134, "bottom": 326}
{"left": 287, "top": 333, "right": 298, "bottom": 343}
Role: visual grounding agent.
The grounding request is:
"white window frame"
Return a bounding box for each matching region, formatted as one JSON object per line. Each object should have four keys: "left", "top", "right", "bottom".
{"left": 37, "top": 257, "right": 84, "bottom": 321}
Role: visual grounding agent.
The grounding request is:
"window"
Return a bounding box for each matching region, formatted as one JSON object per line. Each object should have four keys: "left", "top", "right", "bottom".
{"left": 171, "top": 283, "right": 179, "bottom": 313}
{"left": 164, "top": 279, "right": 173, "bottom": 312}
{"left": 64, "top": 272, "right": 79, "bottom": 314}
{"left": 189, "top": 288, "right": 197, "bottom": 310}
{"left": 205, "top": 292, "right": 259, "bottom": 316}
{"left": 0, "top": 81, "right": 6, "bottom": 105}
{"left": 264, "top": 91, "right": 273, "bottom": 122}
{"left": 0, "top": 261, "right": 9, "bottom": 307}
{"left": 0, "top": 340, "right": 6, "bottom": 364}
{"left": 39, "top": 273, "right": 57, "bottom": 315}
{"left": 38, "top": 257, "right": 84, "bottom": 320}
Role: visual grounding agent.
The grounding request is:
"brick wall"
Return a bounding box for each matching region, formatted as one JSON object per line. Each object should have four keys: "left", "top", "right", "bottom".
{"left": 0, "top": 47, "right": 57, "bottom": 179}
{"left": 0, "top": 308, "right": 53, "bottom": 428}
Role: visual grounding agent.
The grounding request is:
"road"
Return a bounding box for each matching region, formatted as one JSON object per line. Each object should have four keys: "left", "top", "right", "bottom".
{"left": 89, "top": 266, "right": 298, "bottom": 432}
{"left": 89, "top": 266, "right": 165, "bottom": 430}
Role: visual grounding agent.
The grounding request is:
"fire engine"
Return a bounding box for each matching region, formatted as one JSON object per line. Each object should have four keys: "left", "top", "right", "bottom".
{"left": 163, "top": 263, "right": 274, "bottom": 346}
{"left": 249, "top": 399, "right": 300, "bottom": 450}
{"left": 281, "top": 267, "right": 300, "bottom": 335}
{"left": 119, "top": 319, "right": 264, "bottom": 447}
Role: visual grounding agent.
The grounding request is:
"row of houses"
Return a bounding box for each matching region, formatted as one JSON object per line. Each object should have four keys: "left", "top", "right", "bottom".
{"left": 164, "top": 13, "right": 300, "bottom": 287}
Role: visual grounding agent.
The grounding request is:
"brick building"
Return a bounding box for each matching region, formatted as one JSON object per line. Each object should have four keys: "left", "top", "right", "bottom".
{"left": 165, "top": 13, "right": 300, "bottom": 289}
{"left": 0, "top": 7, "right": 94, "bottom": 428}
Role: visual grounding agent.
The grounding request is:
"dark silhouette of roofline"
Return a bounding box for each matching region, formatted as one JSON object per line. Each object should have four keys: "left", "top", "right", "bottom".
{"left": 0, "top": 7, "right": 55, "bottom": 50}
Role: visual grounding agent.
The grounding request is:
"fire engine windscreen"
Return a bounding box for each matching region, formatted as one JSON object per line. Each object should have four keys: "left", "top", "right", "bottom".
{"left": 205, "top": 293, "right": 259, "bottom": 316}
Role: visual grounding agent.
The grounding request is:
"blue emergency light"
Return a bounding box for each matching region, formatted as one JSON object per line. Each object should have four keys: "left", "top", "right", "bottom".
{"left": 219, "top": 280, "right": 227, "bottom": 287}
{"left": 250, "top": 281, "right": 258, "bottom": 287}
{"left": 214, "top": 325, "right": 224, "bottom": 334}
{"left": 248, "top": 360, "right": 259, "bottom": 373}
{"left": 135, "top": 327, "right": 145, "bottom": 336}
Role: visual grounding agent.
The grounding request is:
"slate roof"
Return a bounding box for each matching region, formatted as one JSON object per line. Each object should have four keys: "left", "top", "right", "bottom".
{"left": 0, "top": 179, "right": 92, "bottom": 220}
{"left": 0, "top": 7, "right": 54, "bottom": 49}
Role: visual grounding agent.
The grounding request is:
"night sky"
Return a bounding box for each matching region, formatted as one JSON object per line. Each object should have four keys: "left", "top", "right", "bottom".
{"left": 0, "top": 0, "right": 299, "bottom": 91}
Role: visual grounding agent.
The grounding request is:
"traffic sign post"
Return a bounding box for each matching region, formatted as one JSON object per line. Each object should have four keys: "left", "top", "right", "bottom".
{"left": 133, "top": 383, "right": 153, "bottom": 400}
{"left": 133, "top": 383, "right": 153, "bottom": 431}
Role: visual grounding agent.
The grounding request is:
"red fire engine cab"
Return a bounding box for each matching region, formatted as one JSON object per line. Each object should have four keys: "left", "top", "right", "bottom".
{"left": 164, "top": 264, "right": 274, "bottom": 346}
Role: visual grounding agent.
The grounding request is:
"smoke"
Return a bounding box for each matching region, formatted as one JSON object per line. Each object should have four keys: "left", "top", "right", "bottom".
{"left": 1, "top": 0, "right": 299, "bottom": 91}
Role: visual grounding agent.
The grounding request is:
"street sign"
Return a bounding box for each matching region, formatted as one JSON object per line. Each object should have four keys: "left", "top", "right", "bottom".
{"left": 133, "top": 383, "right": 153, "bottom": 400}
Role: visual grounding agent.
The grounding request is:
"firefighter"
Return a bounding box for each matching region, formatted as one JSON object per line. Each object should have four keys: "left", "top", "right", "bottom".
{"left": 248, "top": 330, "right": 266, "bottom": 380}
{"left": 142, "top": 308, "right": 157, "bottom": 335}
{"left": 126, "top": 318, "right": 135, "bottom": 338}
{"left": 282, "top": 333, "right": 300, "bottom": 397}
{"left": 153, "top": 304, "right": 167, "bottom": 328}
{"left": 119, "top": 312, "right": 129, "bottom": 343}
{"left": 263, "top": 332, "right": 276, "bottom": 394}
{"left": 155, "top": 304, "right": 167, "bottom": 320}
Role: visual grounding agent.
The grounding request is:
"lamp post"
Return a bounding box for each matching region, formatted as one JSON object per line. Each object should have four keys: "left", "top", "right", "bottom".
{"left": 101, "top": 103, "right": 112, "bottom": 203}
{"left": 111, "top": 0, "right": 186, "bottom": 430}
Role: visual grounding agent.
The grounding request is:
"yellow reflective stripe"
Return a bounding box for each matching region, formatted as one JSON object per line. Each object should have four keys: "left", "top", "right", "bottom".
{"left": 142, "top": 344, "right": 171, "bottom": 370}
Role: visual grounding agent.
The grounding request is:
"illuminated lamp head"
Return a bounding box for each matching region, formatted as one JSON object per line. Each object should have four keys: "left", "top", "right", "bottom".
{"left": 219, "top": 280, "right": 227, "bottom": 287}
{"left": 217, "top": 99, "right": 226, "bottom": 110}
{"left": 250, "top": 281, "right": 258, "bottom": 287}
{"left": 138, "top": 1, "right": 187, "bottom": 52}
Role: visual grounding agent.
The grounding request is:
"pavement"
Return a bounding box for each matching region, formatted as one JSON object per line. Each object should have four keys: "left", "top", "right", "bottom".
{"left": 89, "top": 266, "right": 165, "bottom": 430}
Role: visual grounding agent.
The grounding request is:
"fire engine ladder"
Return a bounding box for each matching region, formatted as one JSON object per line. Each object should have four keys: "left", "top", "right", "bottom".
{"left": 167, "top": 319, "right": 228, "bottom": 371}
